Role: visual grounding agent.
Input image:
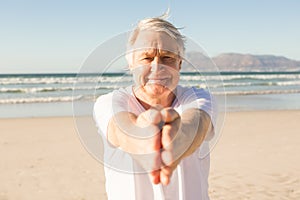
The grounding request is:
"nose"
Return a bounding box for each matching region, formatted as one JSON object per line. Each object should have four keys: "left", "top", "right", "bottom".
{"left": 150, "top": 64, "right": 160, "bottom": 72}
{"left": 150, "top": 57, "right": 161, "bottom": 72}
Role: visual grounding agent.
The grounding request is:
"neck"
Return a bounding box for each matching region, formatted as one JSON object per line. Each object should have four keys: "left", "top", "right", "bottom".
{"left": 133, "top": 86, "right": 176, "bottom": 110}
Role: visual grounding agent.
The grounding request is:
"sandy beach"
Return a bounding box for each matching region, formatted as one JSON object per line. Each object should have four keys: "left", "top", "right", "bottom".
{"left": 1, "top": 110, "right": 300, "bottom": 200}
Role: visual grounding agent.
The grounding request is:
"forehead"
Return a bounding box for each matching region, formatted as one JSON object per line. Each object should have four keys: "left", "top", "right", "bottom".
{"left": 131, "top": 30, "right": 179, "bottom": 55}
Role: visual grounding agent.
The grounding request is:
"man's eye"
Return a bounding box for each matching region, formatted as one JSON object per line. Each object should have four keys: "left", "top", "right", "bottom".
{"left": 163, "top": 56, "right": 176, "bottom": 62}
{"left": 142, "top": 57, "right": 153, "bottom": 61}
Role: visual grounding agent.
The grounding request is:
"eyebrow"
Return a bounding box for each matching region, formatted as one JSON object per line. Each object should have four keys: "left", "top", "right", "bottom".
{"left": 138, "top": 49, "right": 179, "bottom": 57}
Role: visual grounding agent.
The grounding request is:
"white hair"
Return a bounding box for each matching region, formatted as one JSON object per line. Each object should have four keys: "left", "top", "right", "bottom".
{"left": 126, "top": 12, "right": 185, "bottom": 65}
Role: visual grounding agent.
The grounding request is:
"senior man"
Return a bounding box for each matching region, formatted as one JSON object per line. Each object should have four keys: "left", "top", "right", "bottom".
{"left": 94, "top": 15, "right": 215, "bottom": 200}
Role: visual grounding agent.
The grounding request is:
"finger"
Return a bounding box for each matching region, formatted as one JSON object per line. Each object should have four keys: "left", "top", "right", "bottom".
{"left": 161, "top": 117, "right": 181, "bottom": 149}
{"left": 151, "top": 129, "right": 162, "bottom": 151}
{"left": 160, "top": 159, "right": 181, "bottom": 185}
{"left": 129, "top": 123, "right": 161, "bottom": 139}
{"left": 148, "top": 108, "right": 163, "bottom": 125}
{"left": 161, "top": 125, "right": 175, "bottom": 166}
{"left": 150, "top": 169, "right": 161, "bottom": 184}
{"left": 161, "top": 166, "right": 173, "bottom": 177}
{"left": 161, "top": 124, "right": 174, "bottom": 148}
{"left": 137, "top": 108, "right": 162, "bottom": 126}
{"left": 160, "top": 171, "right": 170, "bottom": 185}
{"left": 161, "top": 108, "right": 180, "bottom": 123}
{"left": 161, "top": 150, "right": 174, "bottom": 166}
{"left": 149, "top": 149, "right": 162, "bottom": 184}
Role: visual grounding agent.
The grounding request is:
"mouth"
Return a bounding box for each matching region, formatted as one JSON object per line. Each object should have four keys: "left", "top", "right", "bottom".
{"left": 147, "top": 77, "right": 169, "bottom": 85}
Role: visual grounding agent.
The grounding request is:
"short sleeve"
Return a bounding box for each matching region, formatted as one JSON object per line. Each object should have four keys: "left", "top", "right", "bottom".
{"left": 93, "top": 87, "right": 141, "bottom": 138}
{"left": 174, "top": 86, "right": 218, "bottom": 141}
{"left": 93, "top": 89, "right": 136, "bottom": 174}
{"left": 93, "top": 92, "right": 114, "bottom": 138}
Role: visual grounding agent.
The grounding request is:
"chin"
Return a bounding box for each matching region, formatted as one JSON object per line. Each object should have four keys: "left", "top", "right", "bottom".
{"left": 145, "top": 84, "right": 171, "bottom": 97}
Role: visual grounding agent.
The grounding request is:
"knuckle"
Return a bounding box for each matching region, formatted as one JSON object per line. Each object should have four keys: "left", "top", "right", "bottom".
{"left": 163, "top": 124, "right": 173, "bottom": 132}
{"left": 161, "top": 108, "right": 180, "bottom": 123}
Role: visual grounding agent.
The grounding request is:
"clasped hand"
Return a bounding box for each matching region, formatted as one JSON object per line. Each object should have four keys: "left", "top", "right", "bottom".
{"left": 134, "top": 106, "right": 183, "bottom": 185}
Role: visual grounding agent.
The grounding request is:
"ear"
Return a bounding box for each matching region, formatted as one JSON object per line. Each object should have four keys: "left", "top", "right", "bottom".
{"left": 128, "top": 64, "right": 133, "bottom": 72}
{"left": 178, "top": 60, "right": 182, "bottom": 70}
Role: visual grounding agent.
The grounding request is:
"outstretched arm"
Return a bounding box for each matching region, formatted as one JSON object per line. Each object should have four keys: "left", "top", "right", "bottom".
{"left": 107, "top": 108, "right": 163, "bottom": 184}
{"left": 159, "top": 108, "right": 213, "bottom": 185}
{"left": 106, "top": 107, "right": 213, "bottom": 185}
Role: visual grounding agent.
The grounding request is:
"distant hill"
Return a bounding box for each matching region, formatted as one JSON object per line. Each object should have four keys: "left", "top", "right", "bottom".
{"left": 182, "top": 52, "right": 300, "bottom": 72}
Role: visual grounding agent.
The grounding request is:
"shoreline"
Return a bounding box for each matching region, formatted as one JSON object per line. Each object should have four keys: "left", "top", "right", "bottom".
{"left": 1, "top": 108, "right": 300, "bottom": 120}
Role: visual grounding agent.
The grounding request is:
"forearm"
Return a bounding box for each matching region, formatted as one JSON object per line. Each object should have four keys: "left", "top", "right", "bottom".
{"left": 107, "top": 111, "right": 163, "bottom": 180}
{"left": 177, "top": 108, "right": 212, "bottom": 159}
{"left": 107, "top": 111, "right": 137, "bottom": 150}
{"left": 107, "top": 111, "right": 161, "bottom": 154}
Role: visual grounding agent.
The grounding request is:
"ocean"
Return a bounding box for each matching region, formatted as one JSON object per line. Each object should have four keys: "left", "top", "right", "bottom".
{"left": 1, "top": 72, "right": 300, "bottom": 118}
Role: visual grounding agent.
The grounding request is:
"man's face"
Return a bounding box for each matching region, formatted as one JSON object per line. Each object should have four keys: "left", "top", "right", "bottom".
{"left": 129, "top": 31, "right": 182, "bottom": 97}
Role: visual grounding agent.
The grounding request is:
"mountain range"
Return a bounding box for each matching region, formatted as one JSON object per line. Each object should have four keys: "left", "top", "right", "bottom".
{"left": 182, "top": 52, "right": 300, "bottom": 72}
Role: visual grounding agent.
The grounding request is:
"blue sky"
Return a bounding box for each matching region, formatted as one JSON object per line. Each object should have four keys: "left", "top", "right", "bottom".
{"left": 0, "top": 0, "right": 299, "bottom": 73}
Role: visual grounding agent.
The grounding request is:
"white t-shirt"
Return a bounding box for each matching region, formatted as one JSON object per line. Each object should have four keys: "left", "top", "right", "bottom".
{"left": 93, "top": 85, "right": 216, "bottom": 200}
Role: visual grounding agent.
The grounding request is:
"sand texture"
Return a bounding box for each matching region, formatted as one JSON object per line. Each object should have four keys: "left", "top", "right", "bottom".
{"left": 1, "top": 111, "right": 300, "bottom": 199}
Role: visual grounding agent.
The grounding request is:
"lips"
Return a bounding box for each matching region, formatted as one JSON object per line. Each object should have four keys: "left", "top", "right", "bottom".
{"left": 147, "top": 77, "right": 169, "bottom": 85}
{"left": 148, "top": 79, "right": 166, "bottom": 84}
